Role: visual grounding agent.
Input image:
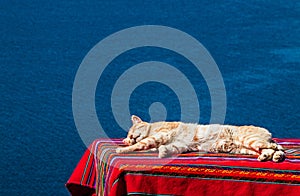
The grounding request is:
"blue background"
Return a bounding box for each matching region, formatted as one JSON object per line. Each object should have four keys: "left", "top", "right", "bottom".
{"left": 1, "top": 0, "right": 299, "bottom": 195}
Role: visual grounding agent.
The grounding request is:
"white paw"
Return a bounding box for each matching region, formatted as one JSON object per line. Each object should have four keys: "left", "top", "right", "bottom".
{"left": 272, "top": 151, "right": 285, "bottom": 162}
{"left": 258, "top": 149, "right": 275, "bottom": 161}
{"left": 158, "top": 146, "right": 168, "bottom": 158}
{"left": 145, "top": 148, "right": 158, "bottom": 152}
{"left": 116, "top": 147, "right": 124, "bottom": 153}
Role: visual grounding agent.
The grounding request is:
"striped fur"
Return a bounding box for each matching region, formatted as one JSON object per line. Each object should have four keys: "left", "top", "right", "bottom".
{"left": 116, "top": 115, "right": 285, "bottom": 162}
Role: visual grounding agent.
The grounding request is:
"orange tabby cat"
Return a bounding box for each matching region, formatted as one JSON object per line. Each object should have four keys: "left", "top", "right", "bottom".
{"left": 116, "top": 115, "right": 285, "bottom": 162}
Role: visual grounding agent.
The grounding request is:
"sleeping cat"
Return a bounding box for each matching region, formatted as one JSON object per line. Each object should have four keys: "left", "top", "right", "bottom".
{"left": 116, "top": 115, "right": 285, "bottom": 162}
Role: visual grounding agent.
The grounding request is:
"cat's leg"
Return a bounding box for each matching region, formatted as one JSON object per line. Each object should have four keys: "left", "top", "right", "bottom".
{"left": 158, "top": 141, "right": 189, "bottom": 158}
{"left": 116, "top": 137, "right": 156, "bottom": 153}
{"left": 270, "top": 141, "right": 285, "bottom": 162}
{"left": 268, "top": 140, "right": 285, "bottom": 162}
{"left": 143, "top": 148, "right": 158, "bottom": 153}
{"left": 232, "top": 147, "right": 259, "bottom": 155}
{"left": 243, "top": 140, "right": 277, "bottom": 161}
{"left": 276, "top": 144, "right": 284, "bottom": 151}
{"left": 244, "top": 139, "right": 279, "bottom": 152}
{"left": 229, "top": 145, "right": 276, "bottom": 162}
{"left": 116, "top": 132, "right": 169, "bottom": 154}
{"left": 210, "top": 140, "right": 237, "bottom": 153}
{"left": 244, "top": 140, "right": 285, "bottom": 162}
{"left": 157, "top": 145, "right": 169, "bottom": 158}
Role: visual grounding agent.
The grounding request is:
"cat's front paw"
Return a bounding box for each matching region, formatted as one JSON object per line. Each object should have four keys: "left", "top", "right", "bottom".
{"left": 116, "top": 147, "right": 125, "bottom": 153}
{"left": 272, "top": 150, "right": 285, "bottom": 162}
{"left": 144, "top": 148, "right": 158, "bottom": 153}
{"left": 158, "top": 145, "right": 169, "bottom": 158}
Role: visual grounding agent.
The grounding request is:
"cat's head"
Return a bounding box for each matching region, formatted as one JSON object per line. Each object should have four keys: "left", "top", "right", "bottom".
{"left": 123, "top": 115, "right": 150, "bottom": 145}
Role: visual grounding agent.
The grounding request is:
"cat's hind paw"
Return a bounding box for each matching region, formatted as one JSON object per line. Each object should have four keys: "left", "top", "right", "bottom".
{"left": 258, "top": 149, "right": 275, "bottom": 162}
{"left": 269, "top": 143, "right": 285, "bottom": 151}
{"left": 272, "top": 150, "right": 285, "bottom": 162}
{"left": 277, "top": 144, "right": 284, "bottom": 151}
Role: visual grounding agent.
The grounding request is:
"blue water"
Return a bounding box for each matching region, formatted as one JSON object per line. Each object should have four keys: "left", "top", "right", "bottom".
{"left": 1, "top": 0, "right": 299, "bottom": 195}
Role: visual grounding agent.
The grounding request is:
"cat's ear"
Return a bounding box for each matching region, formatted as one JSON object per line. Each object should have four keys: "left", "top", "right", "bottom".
{"left": 131, "top": 115, "right": 142, "bottom": 124}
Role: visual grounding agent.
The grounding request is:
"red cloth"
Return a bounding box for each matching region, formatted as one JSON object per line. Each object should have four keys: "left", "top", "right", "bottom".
{"left": 66, "top": 138, "right": 300, "bottom": 196}
{"left": 66, "top": 143, "right": 97, "bottom": 196}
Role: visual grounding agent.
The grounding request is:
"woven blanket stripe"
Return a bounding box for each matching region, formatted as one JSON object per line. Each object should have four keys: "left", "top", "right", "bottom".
{"left": 122, "top": 172, "right": 300, "bottom": 185}
{"left": 122, "top": 174, "right": 300, "bottom": 196}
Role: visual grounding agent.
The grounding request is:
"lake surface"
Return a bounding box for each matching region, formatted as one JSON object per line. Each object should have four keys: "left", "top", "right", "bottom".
{"left": 1, "top": 1, "right": 299, "bottom": 195}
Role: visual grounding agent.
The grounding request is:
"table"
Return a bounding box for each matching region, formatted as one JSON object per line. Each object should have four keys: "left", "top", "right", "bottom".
{"left": 66, "top": 138, "right": 300, "bottom": 196}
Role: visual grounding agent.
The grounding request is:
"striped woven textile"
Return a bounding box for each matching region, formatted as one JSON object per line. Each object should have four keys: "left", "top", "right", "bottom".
{"left": 66, "top": 138, "right": 300, "bottom": 196}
